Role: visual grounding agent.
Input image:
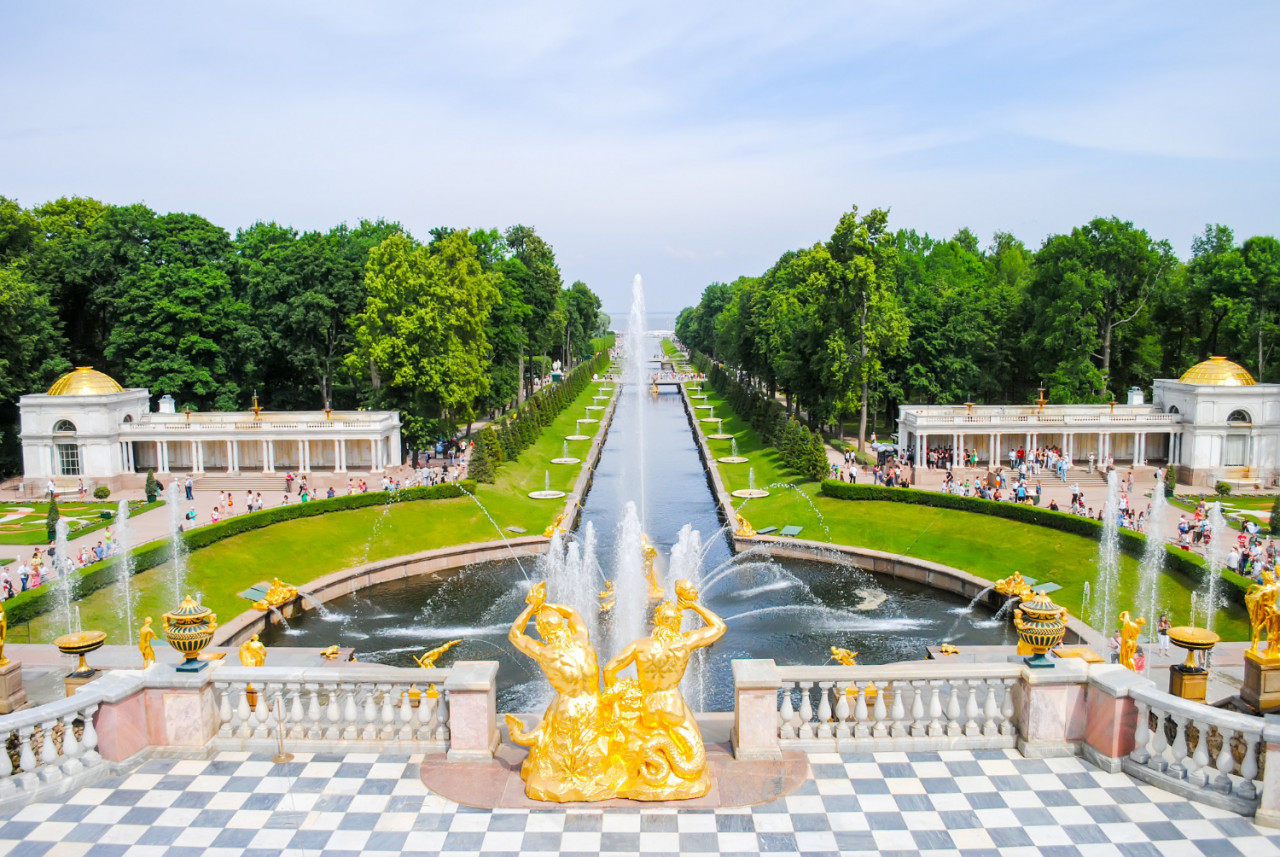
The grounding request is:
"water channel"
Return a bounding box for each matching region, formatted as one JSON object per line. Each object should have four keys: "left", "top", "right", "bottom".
{"left": 265, "top": 332, "right": 1014, "bottom": 712}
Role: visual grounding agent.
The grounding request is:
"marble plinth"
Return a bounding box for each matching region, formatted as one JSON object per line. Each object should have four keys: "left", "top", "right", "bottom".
{"left": 1169, "top": 665, "right": 1207, "bottom": 702}
{"left": 0, "top": 661, "right": 28, "bottom": 714}
{"left": 1242, "top": 650, "right": 1280, "bottom": 712}
{"left": 64, "top": 673, "right": 101, "bottom": 697}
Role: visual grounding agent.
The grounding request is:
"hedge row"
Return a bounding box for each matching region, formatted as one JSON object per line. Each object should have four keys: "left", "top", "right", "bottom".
{"left": 5, "top": 480, "right": 476, "bottom": 627}
{"left": 818, "top": 480, "right": 1248, "bottom": 607}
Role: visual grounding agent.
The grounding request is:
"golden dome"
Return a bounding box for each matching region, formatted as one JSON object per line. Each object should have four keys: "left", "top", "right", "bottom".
{"left": 46, "top": 367, "right": 125, "bottom": 396}
{"left": 1178, "top": 356, "right": 1256, "bottom": 386}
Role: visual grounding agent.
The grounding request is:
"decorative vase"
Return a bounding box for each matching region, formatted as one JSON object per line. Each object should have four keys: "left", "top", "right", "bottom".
{"left": 54, "top": 630, "right": 107, "bottom": 678}
{"left": 162, "top": 596, "right": 218, "bottom": 672}
{"left": 1013, "top": 591, "right": 1067, "bottom": 668}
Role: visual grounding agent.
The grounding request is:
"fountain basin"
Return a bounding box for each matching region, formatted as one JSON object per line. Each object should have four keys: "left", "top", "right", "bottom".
{"left": 565, "top": 434, "right": 591, "bottom": 441}
{"left": 699, "top": 418, "right": 721, "bottom": 424}
{"left": 707, "top": 433, "right": 733, "bottom": 440}
{"left": 54, "top": 630, "right": 106, "bottom": 678}
{"left": 597, "top": 388, "right": 613, "bottom": 393}
{"left": 550, "top": 457, "right": 581, "bottom": 465}
{"left": 580, "top": 418, "right": 599, "bottom": 424}
{"left": 718, "top": 456, "right": 749, "bottom": 463}
{"left": 694, "top": 404, "right": 713, "bottom": 410}
{"left": 732, "top": 489, "right": 771, "bottom": 499}
{"left": 586, "top": 406, "right": 605, "bottom": 411}
{"left": 528, "top": 490, "right": 567, "bottom": 500}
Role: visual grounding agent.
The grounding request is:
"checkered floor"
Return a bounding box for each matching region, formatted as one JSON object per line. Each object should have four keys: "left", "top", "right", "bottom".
{"left": 1, "top": 749, "right": 1278, "bottom": 857}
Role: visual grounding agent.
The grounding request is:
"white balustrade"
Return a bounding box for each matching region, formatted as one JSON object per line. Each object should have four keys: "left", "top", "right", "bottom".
{"left": 0, "top": 693, "right": 103, "bottom": 799}
{"left": 213, "top": 665, "right": 451, "bottom": 753}
{"left": 1126, "top": 683, "right": 1264, "bottom": 814}
{"left": 774, "top": 664, "right": 1020, "bottom": 752}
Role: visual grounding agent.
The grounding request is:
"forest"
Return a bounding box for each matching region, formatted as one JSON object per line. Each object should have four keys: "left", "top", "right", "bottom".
{"left": 0, "top": 196, "right": 609, "bottom": 470}
{"left": 676, "top": 205, "right": 1280, "bottom": 447}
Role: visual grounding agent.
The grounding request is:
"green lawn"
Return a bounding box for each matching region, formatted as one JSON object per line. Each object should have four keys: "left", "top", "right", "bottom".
{"left": 27, "top": 379, "right": 614, "bottom": 645}
{"left": 0, "top": 500, "right": 163, "bottom": 545}
{"left": 688, "top": 378, "right": 1250, "bottom": 641}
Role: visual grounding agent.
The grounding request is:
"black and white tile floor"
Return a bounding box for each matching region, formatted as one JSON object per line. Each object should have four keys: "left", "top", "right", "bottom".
{"left": 1, "top": 748, "right": 1278, "bottom": 856}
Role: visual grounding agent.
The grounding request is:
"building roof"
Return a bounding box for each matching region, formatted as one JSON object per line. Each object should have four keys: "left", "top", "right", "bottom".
{"left": 46, "top": 367, "right": 125, "bottom": 396}
{"left": 1177, "top": 356, "right": 1256, "bottom": 386}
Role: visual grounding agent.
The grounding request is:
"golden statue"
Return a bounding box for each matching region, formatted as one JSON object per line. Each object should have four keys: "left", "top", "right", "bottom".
{"left": 319, "top": 645, "right": 342, "bottom": 660}
{"left": 543, "top": 512, "right": 566, "bottom": 539}
{"left": 994, "top": 572, "right": 1033, "bottom": 600}
{"left": 735, "top": 514, "right": 755, "bottom": 538}
{"left": 238, "top": 634, "right": 267, "bottom": 667}
{"left": 830, "top": 646, "right": 858, "bottom": 666}
{"left": 641, "top": 535, "right": 663, "bottom": 600}
{"left": 252, "top": 578, "right": 298, "bottom": 612}
{"left": 1247, "top": 569, "right": 1280, "bottom": 658}
{"left": 505, "top": 582, "right": 625, "bottom": 802}
{"left": 414, "top": 639, "right": 462, "bottom": 669}
{"left": 939, "top": 643, "right": 959, "bottom": 655}
{"left": 598, "top": 580, "right": 615, "bottom": 613}
{"left": 138, "top": 617, "right": 156, "bottom": 668}
{"left": 0, "top": 603, "right": 7, "bottom": 667}
{"left": 1118, "top": 611, "right": 1146, "bottom": 671}
{"left": 602, "top": 579, "right": 726, "bottom": 800}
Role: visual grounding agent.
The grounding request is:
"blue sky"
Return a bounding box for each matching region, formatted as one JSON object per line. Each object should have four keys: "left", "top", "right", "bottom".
{"left": 2, "top": 2, "right": 1277, "bottom": 315}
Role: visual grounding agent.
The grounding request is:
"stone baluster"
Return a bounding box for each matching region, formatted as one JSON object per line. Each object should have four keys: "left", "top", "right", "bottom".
{"left": 1189, "top": 720, "right": 1213, "bottom": 787}
{"left": 779, "top": 685, "right": 796, "bottom": 740}
{"left": 306, "top": 684, "right": 323, "bottom": 739}
{"left": 927, "top": 682, "right": 944, "bottom": 737}
{"left": 910, "top": 681, "right": 927, "bottom": 737}
{"left": 890, "top": 681, "right": 908, "bottom": 738}
{"left": 963, "top": 680, "right": 981, "bottom": 736}
{"left": 39, "top": 719, "right": 57, "bottom": 769}
{"left": 853, "top": 684, "right": 870, "bottom": 738}
{"left": 60, "top": 713, "right": 81, "bottom": 769}
{"left": 236, "top": 686, "right": 253, "bottom": 738}
{"left": 341, "top": 684, "right": 360, "bottom": 739}
{"left": 435, "top": 690, "right": 449, "bottom": 742}
{"left": 361, "top": 687, "right": 378, "bottom": 740}
{"left": 999, "top": 678, "right": 1016, "bottom": 735}
{"left": 1148, "top": 709, "right": 1170, "bottom": 772}
{"left": 871, "top": 684, "right": 888, "bottom": 738}
{"left": 324, "top": 684, "right": 342, "bottom": 739}
{"left": 379, "top": 685, "right": 397, "bottom": 739}
{"left": 1167, "top": 714, "right": 1190, "bottom": 779}
{"left": 1213, "top": 727, "right": 1235, "bottom": 794}
{"left": 981, "top": 680, "right": 1000, "bottom": 737}
{"left": 816, "top": 682, "right": 834, "bottom": 740}
{"left": 1238, "top": 728, "right": 1261, "bottom": 801}
{"left": 80, "top": 705, "right": 99, "bottom": 763}
{"left": 797, "top": 682, "right": 815, "bottom": 740}
{"left": 1126, "top": 700, "right": 1149, "bottom": 764}
{"left": 255, "top": 683, "right": 274, "bottom": 737}
{"left": 217, "top": 684, "right": 234, "bottom": 737}
{"left": 944, "top": 682, "right": 962, "bottom": 737}
{"left": 288, "top": 685, "right": 306, "bottom": 739}
{"left": 420, "top": 693, "right": 438, "bottom": 741}
{"left": 834, "top": 685, "right": 851, "bottom": 740}
{"left": 398, "top": 687, "right": 416, "bottom": 740}
{"left": 18, "top": 726, "right": 35, "bottom": 775}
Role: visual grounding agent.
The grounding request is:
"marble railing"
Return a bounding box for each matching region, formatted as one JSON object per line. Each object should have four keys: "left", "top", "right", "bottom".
{"left": 0, "top": 684, "right": 103, "bottom": 802}
{"left": 212, "top": 665, "right": 451, "bottom": 754}
{"left": 1124, "top": 682, "right": 1265, "bottom": 816}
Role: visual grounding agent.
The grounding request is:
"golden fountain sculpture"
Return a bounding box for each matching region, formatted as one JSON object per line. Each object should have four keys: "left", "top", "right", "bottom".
{"left": 641, "top": 535, "right": 663, "bottom": 600}
{"left": 1118, "top": 611, "right": 1146, "bottom": 672}
{"left": 735, "top": 513, "right": 756, "bottom": 538}
{"left": 138, "top": 617, "right": 156, "bottom": 668}
{"left": 543, "top": 512, "right": 566, "bottom": 539}
{"left": 414, "top": 639, "right": 462, "bottom": 669}
{"left": 1246, "top": 569, "right": 1280, "bottom": 659}
{"left": 994, "top": 572, "right": 1033, "bottom": 600}
{"left": 506, "top": 578, "right": 726, "bottom": 802}
{"left": 598, "top": 580, "right": 616, "bottom": 613}
{"left": 252, "top": 578, "right": 298, "bottom": 612}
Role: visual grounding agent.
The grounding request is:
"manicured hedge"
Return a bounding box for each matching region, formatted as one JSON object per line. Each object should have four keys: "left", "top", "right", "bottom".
{"left": 818, "top": 480, "right": 1248, "bottom": 606}
{"left": 4, "top": 481, "right": 476, "bottom": 626}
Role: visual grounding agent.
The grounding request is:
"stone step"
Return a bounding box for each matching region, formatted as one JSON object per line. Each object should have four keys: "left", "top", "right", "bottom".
{"left": 191, "top": 474, "right": 288, "bottom": 492}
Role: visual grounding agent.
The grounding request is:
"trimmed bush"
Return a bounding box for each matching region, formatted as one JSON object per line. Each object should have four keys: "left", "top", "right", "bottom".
{"left": 818, "top": 480, "right": 1247, "bottom": 607}
{"left": 93, "top": 486, "right": 111, "bottom": 500}
{"left": 144, "top": 469, "right": 158, "bottom": 501}
{"left": 45, "top": 498, "right": 59, "bottom": 541}
{"left": 2, "top": 480, "right": 477, "bottom": 627}
{"left": 1216, "top": 481, "right": 1232, "bottom": 496}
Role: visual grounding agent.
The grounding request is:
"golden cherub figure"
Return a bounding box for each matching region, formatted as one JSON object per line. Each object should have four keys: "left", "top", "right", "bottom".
{"left": 1118, "top": 611, "right": 1146, "bottom": 672}
{"left": 939, "top": 643, "right": 960, "bottom": 655}
{"left": 319, "top": 645, "right": 342, "bottom": 660}
{"left": 735, "top": 514, "right": 756, "bottom": 538}
{"left": 598, "top": 580, "right": 615, "bottom": 613}
{"left": 995, "top": 572, "right": 1032, "bottom": 599}
{"left": 252, "top": 578, "right": 298, "bottom": 611}
{"left": 414, "top": 639, "right": 462, "bottom": 669}
{"left": 138, "top": 617, "right": 156, "bottom": 668}
{"left": 641, "top": 535, "right": 663, "bottom": 600}
{"left": 830, "top": 646, "right": 859, "bottom": 666}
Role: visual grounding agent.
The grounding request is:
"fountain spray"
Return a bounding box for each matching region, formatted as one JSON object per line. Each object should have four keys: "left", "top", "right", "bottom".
{"left": 165, "top": 480, "right": 189, "bottom": 603}
{"left": 625, "top": 274, "right": 648, "bottom": 529}
{"left": 51, "top": 518, "right": 77, "bottom": 635}
{"left": 115, "top": 500, "right": 137, "bottom": 641}
{"left": 1092, "top": 470, "right": 1121, "bottom": 631}
{"left": 1135, "top": 472, "right": 1170, "bottom": 645}
{"left": 1203, "top": 502, "right": 1229, "bottom": 635}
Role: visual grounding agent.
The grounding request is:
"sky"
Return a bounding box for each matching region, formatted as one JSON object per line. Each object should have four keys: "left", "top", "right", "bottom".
{"left": 2, "top": 2, "right": 1277, "bottom": 315}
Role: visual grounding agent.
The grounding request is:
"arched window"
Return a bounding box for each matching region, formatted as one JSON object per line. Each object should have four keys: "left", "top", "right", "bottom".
{"left": 52, "top": 419, "right": 76, "bottom": 433}
{"left": 1228, "top": 409, "right": 1252, "bottom": 425}
{"left": 1167, "top": 405, "right": 1179, "bottom": 415}
{"left": 122, "top": 414, "right": 133, "bottom": 424}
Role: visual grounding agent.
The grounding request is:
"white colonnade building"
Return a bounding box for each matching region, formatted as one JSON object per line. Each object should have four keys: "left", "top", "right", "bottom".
{"left": 898, "top": 357, "right": 1280, "bottom": 488}
{"left": 19, "top": 367, "right": 402, "bottom": 494}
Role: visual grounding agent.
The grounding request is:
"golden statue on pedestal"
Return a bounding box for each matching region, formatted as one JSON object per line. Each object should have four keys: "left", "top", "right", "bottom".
{"left": 1247, "top": 569, "right": 1280, "bottom": 659}
{"left": 641, "top": 535, "right": 663, "bottom": 600}
{"left": 507, "top": 578, "right": 726, "bottom": 802}
{"left": 735, "top": 514, "right": 755, "bottom": 538}
{"left": 1118, "top": 611, "right": 1146, "bottom": 672}
{"left": 994, "top": 572, "right": 1033, "bottom": 600}
{"left": 252, "top": 578, "right": 298, "bottom": 611}
{"left": 138, "top": 617, "right": 156, "bottom": 668}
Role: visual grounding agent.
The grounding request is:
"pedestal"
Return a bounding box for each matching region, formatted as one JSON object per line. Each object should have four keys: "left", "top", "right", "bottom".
{"left": 0, "top": 660, "right": 28, "bottom": 714}
{"left": 1169, "top": 666, "right": 1207, "bottom": 703}
{"left": 1242, "top": 651, "right": 1280, "bottom": 712}
{"left": 64, "top": 672, "right": 101, "bottom": 697}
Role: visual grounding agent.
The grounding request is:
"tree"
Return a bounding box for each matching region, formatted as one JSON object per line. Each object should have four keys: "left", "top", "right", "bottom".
{"left": 469, "top": 430, "right": 496, "bottom": 483}
{"left": 46, "top": 496, "right": 59, "bottom": 540}
{"left": 1243, "top": 236, "right": 1280, "bottom": 380}
{"left": 347, "top": 231, "right": 500, "bottom": 445}
{"left": 1024, "top": 218, "right": 1173, "bottom": 401}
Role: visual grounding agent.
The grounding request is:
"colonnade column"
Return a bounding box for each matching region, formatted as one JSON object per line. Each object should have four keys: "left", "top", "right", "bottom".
{"left": 265, "top": 440, "right": 275, "bottom": 472}
{"left": 300, "top": 439, "right": 310, "bottom": 473}
{"left": 993, "top": 433, "right": 1001, "bottom": 467}
{"left": 334, "top": 439, "right": 344, "bottom": 473}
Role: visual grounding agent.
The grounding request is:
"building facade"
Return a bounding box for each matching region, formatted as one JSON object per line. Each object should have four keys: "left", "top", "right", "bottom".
{"left": 897, "top": 357, "right": 1280, "bottom": 488}
{"left": 20, "top": 367, "right": 402, "bottom": 494}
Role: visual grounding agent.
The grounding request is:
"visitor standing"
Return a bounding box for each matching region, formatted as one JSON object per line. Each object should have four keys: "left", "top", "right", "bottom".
{"left": 185, "top": 476, "right": 194, "bottom": 501}
{"left": 1157, "top": 615, "right": 1171, "bottom": 656}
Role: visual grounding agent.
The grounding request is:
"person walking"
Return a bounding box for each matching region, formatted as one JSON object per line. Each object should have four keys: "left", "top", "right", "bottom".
{"left": 184, "top": 476, "right": 194, "bottom": 501}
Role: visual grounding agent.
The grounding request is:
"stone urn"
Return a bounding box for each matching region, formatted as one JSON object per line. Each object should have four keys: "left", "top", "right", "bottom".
{"left": 162, "top": 596, "right": 218, "bottom": 672}
{"left": 1013, "top": 591, "right": 1067, "bottom": 667}
{"left": 54, "top": 630, "right": 107, "bottom": 678}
